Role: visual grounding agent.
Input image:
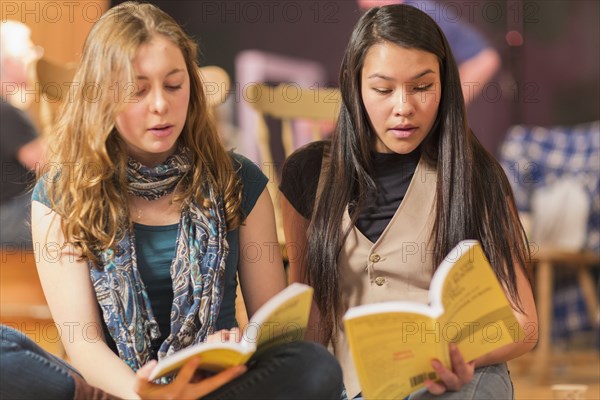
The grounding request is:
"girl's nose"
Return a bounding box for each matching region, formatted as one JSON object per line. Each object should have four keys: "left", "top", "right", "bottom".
{"left": 149, "top": 89, "right": 168, "bottom": 114}
{"left": 393, "top": 90, "right": 415, "bottom": 118}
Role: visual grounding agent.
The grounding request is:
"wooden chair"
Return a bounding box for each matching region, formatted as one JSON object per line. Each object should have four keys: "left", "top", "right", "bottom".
{"left": 528, "top": 247, "right": 600, "bottom": 382}
{"left": 34, "top": 58, "right": 77, "bottom": 136}
{"left": 198, "top": 65, "right": 230, "bottom": 108}
{"left": 244, "top": 83, "right": 341, "bottom": 256}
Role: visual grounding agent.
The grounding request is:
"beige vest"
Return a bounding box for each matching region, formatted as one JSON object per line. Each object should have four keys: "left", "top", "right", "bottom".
{"left": 330, "top": 158, "right": 438, "bottom": 399}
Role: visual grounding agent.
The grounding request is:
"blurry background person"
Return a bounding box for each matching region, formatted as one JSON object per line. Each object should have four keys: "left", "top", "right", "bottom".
{"left": 0, "top": 21, "right": 45, "bottom": 248}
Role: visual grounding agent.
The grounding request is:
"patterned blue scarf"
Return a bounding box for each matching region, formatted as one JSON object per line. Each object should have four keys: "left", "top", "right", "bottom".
{"left": 89, "top": 148, "right": 229, "bottom": 371}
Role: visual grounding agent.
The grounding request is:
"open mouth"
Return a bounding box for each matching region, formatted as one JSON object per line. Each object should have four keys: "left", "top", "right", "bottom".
{"left": 148, "top": 124, "right": 174, "bottom": 137}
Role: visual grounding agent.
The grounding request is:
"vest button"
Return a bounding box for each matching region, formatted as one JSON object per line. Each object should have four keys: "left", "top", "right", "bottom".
{"left": 375, "top": 276, "right": 386, "bottom": 286}
{"left": 369, "top": 253, "right": 381, "bottom": 263}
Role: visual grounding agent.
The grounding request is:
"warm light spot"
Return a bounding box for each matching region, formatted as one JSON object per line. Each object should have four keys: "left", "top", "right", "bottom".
{"left": 506, "top": 30, "right": 524, "bottom": 46}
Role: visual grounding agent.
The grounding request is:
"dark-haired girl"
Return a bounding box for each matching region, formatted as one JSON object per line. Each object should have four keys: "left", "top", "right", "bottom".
{"left": 281, "top": 4, "right": 537, "bottom": 399}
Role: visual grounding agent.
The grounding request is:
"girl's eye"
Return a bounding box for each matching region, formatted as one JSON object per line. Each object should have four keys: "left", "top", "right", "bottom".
{"left": 135, "top": 87, "right": 148, "bottom": 96}
{"left": 414, "top": 83, "right": 434, "bottom": 92}
{"left": 373, "top": 88, "right": 391, "bottom": 94}
{"left": 166, "top": 85, "right": 182, "bottom": 91}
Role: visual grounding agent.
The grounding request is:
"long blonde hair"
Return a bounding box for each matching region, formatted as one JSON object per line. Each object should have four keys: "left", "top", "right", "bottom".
{"left": 42, "top": 1, "right": 242, "bottom": 264}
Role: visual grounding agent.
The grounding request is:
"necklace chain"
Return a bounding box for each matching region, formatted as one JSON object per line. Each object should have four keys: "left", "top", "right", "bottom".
{"left": 131, "top": 196, "right": 175, "bottom": 222}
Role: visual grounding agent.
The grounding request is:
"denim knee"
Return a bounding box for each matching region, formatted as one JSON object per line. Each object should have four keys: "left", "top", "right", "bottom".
{"left": 0, "top": 325, "right": 75, "bottom": 400}
{"left": 285, "top": 341, "right": 343, "bottom": 398}
{"left": 408, "top": 363, "right": 513, "bottom": 400}
{"left": 1, "top": 325, "right": 31, "bottom": 347}
{"left": 203, "top": 340, "right": 343, "bottom": 399}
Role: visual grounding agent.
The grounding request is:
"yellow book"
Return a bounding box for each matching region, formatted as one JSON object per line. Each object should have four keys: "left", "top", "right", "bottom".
{"left": 148, "top": 283, "right": 313, "bottom": 381}
{"left": 343, "top": 240, "right": 527, "bottom": 400}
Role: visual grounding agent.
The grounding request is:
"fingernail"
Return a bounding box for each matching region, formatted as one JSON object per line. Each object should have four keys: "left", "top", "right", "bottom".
{"left": 432, "top": 360, "right": 441, "bottom": 369}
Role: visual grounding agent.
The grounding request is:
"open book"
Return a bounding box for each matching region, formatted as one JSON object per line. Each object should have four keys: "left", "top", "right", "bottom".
{"left": 148, "top": 283, "right": 313, "bottom": 381}
{"left": 343, "top": 240, "right": 526, "bottom": 400}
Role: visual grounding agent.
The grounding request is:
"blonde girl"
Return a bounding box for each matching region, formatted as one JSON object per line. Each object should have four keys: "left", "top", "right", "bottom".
{"left": 0, "top": 2, "right": 341, "bottom": 399}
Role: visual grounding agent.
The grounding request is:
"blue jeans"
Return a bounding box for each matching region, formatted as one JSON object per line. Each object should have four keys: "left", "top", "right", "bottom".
{"left": 0, "top": 325, "right": 80, "bottom": 399}
{"left": 343, "top": 363, "right": 513, "bottom": 400}
{"left": 0, "top": 325, "right": 343, "bottom": 399}
{"left": 407, "top": 363, "right": 513, "bottom": 400}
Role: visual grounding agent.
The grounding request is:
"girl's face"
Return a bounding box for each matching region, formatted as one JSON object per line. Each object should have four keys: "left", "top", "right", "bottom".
{"left": 361, "top": 41, "right": 441, "bottom": 154}
{"left": 115, "top": 35, "right": 190, "bottom": 167}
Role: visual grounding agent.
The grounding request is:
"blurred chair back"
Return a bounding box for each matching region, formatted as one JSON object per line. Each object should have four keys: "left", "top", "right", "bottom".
{"left": 35, "top": 58, "right": 77, "bottom": 136}
{"left": 199, "top": 66, "right": 230, "bottom": 108}
{"left": 245, "top": 83, "right": 341, "bottom": 256}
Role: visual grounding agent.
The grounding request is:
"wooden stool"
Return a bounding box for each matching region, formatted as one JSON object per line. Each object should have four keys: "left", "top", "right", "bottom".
{"left": 529, "top": 247, "right": 599, "bottom": 382}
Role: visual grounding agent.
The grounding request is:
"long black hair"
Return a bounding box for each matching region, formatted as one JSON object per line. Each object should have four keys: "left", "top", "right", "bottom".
{"left": 306, "top": 4, "right": 529, "bottom": 338}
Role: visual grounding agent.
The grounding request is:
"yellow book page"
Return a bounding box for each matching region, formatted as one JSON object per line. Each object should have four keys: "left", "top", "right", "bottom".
{"left": 148, "top": 343, "right": 253, "bottom": 380}
{"left": 437, "top": 242, "right": 525, "bottom": 362}
{"left": 184, "top": 347, "right": 252, "bottom": 372}
{"left": 246, "top": 284, "right": 313, "bottom": 349}
{"left": 344, "top": 311, "right": 440, "bottom": 400}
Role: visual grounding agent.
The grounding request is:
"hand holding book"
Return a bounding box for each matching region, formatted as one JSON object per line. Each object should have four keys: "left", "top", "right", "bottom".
{"left": 425, "top": 343, "right": 474, "bottom": 396}
{"left": 343, "top": 240, "right": 527, "bottom": 400}
{"left": 135, "top": 354, "right": 247, "bottom": 399}
{"left": 147, "top": 283, "right": 313, "bottom": 381}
